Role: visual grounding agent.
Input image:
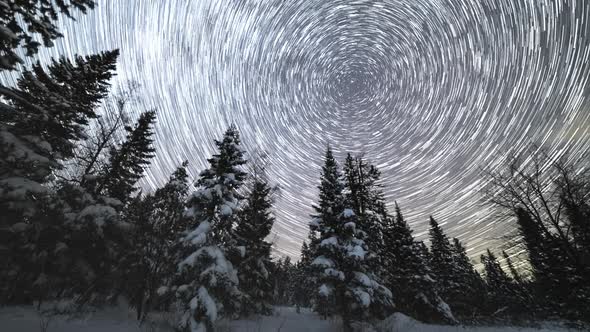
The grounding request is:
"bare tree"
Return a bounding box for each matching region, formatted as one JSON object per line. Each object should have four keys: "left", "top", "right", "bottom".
{"left": 482, "top": 144, "right": 589, "bottom": 271}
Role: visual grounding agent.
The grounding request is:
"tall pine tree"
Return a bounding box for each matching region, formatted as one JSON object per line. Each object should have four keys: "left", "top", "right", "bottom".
{"left": 310, "top": 147, "right": 392, "bottom": 329}
{"left": 235, "top": 170, "right": 275, "bottom": 316}
{"left": 170, "top": 125, "right": 245, "bottom": 332}
{"left": 382, "top": 204, "right": 457, "bottom": 324}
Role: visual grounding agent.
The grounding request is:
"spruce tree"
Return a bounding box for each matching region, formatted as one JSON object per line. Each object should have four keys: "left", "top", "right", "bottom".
{"left": 293, "top": 241, "right": 315, "bottom": 311}
{"left": 383, "top": 204, "right": 457, "bottom": 324}
{"left": 0, "top": 0, "right": 96, "bottom": 71}
{"left": 0, "top": 51, "right": 125, "bottom": 305}
{"left": 310, "top": 148, "right": 392, "bottom": 328}
{"left": 342, "top": 154, "right": 387, "bottom": 279}
{"left": 235, "top": 173, "right": 275, "bottom": 316}
{"left": 170, "top": 125, "right": 245, "bottom": 332}
{"left": 96, "top": 110, "right": 156, "bottom": 204}
{"left": 450, "top": 238, "right": 486, "bottom": 316}
{"left": 428, "top": 217, "right": 456, "bottom": 296}
{"left": 121, "top": 162, "right": 190, "bottom": 319}
{"left": 481, "top": 249, "right": 513, "bottom": 314}
{"left": 428, "top": 217, "right": 474, "bottom": 318}
{"left": 502, "top": 250, "right": 523, "bottom": 285}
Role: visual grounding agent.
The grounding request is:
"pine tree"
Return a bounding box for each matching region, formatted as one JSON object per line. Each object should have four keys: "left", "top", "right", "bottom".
{"left": 382, "top": 204, "right": 457, "bottom": 324}
{"left": 502, "top": 251, "right": 523, "bottom": 285}
{"left": 310, "top": 148, "right": 392, "bottom": 328}
{"left": 271, "top": 257, "right": 294, "bottom": 305}
{"left": 450, "top": 238, "right": 486, "bottom": 316}
{"left": 428, "top": 217, "right": 475, "bottom": 318}
{"left": 96, "top": 110, "right": 156, "bottom": 204}
{"left": 481, "top": 249, "right": 513, "bottom": 314}
{"left": 428, "top": 217, "right": 456, "bottom": 295}
{"left": 342, "top": 154, "right": 387, "bottom": 279}
{"left": 0, "top": 0, "right": 96, "bottom": 71}
{"left": 235, "top": 173, "right": 275, "bottom": 316}
{"left": 0, "top": 51, "right": 125, "bottom": 305}
{"left": 1, "top": 51, "right": 119, "bottom": 227}
{"left": 170, "top": 125, "right": 245, "bottom": 332}
{"left": 121, "top": 162, "right": 190, "bottom": 320}
{"left": 293, "top": 241, "right": 315, "bottom": 311}
{"left": 312, "top": 208, "right": 393, "bottom": 329}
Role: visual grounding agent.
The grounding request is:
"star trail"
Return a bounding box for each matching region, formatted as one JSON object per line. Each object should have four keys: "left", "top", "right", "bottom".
{"left": 5, "top": 0, "right": 590, "bottom": 261}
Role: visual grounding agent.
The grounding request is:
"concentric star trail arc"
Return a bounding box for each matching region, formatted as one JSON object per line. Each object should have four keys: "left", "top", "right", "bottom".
{"left": 10, "top": 0, "right": 590, "bottom": 262}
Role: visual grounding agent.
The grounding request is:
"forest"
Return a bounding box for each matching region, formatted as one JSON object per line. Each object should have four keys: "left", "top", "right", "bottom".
{"left": 1, "top": 2, "right": 590, "bottom": 332}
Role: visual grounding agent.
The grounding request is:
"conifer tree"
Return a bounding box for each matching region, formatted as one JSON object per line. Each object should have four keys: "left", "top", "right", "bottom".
{"left": 96, "top": 110, "right": 156, "bottom": 204}
{"left": 293, "top": 241, "right": 315, "bottom": 311}
{"left": 170, "top": 125, "right": 245, "bottom": 332}
{"left": 271, "top": 257, "right": 294, "bottom": 305}
{"left": 481, "top": 249, "right": 513, "bottom": 314}
{"left": 428, "top": 217, "right": 456, "bottom": 295}
{"left": 342, "top": 154, "right": 387, "bottom": 277}
{"left": 383, "top": 204, "right": 456, "bottom": 324}
{"left": 450, "top": 238, "right": 486, "bottom": 315}
{"left": 235, "top": 171, "right": 275, "bottom": 316}
{"left": 502, "top": 251, "right": 523, "bottom": 285}
{"left": 428, "top": 217, "right": 477, "bottom": 318}
{"left": 310, "top": 148, "right": 392, "bottom": 328}
{"left": 0, "top": 51, "right": 126, "bottom": 304}
{"left": 0, "top": 0, "right": 96, "bottom": 70}
{"left": 121, "top": 162, "right": 190, "bottom": 320}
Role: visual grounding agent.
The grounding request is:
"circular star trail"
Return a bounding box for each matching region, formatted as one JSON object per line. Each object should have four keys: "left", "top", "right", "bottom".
{"left": 9, "top": 0, "right": 590, "bottom": 261}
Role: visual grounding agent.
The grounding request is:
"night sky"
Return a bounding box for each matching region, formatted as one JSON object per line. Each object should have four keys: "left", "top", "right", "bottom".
{"left": 5, "top": 0, "right": 590, "bottom": 261}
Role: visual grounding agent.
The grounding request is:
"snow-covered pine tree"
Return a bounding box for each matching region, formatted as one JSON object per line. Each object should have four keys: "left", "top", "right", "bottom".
{"left": 235, "top": 170, "right": 275, "bottom": 316}
{"left": 171, "top": 125, "right": 245, "bottom": 332}
{"left": 382, "top": 203, "right": 457, "bottom": 324}
{"left": 310, "top": 148, "right": 392, "bottom": 328}
{"left": 1, "top": 51, "right": 119, "bottom": 228}
{"left": 341, "top": 153, "right": 390, "bottom": 290}
{"left": 313, "top": 208, "right": 393, "bottom": 330}
{"left": 0, "top": 51, "right": 125, "bottom": 304}
{"left": 0, "top": 0, "right": 96, "bottom": 71}
{"left": 121, "top": 162, "right": 190, "bottom": 320}
{"left": 95, "top": 110, "right": 157, "bottom": 204}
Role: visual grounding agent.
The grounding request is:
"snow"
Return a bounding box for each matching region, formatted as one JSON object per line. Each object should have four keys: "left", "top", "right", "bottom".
{"left": 76, "top": 205, "right": 118, "bottom": 230}
{"left": 220, "top": 203, "right": 233, "bottom": 216}
{"left": 323, "top": 268, "right": 345, "bottom": 280}
{"left": 318, "top": 284, "right": 333, "bottom": 297}
{"left": 184, "top": 221, "right": 210, "bottom": 246}
{"left": 347, "top": 244, "right": 367, "bottom": 259}
{"left": 197, "top": 286, "right": 217, "bottom": 321}
{"left": 237, "top": 245, "right": 246, "bottom": 257}
{"left": 320, "top": 236, "right": 338, "bottom": 247}
{"left": 309, "top": 217, "right": 321, "bottom": 228}
{"left": 353, "top": 272, "right": 372, "bottom": 287}
{"left": 343, "top": 208, "right": 355, "bottom": 217}
{"left": 311, "top": 256, "right": 334, "bottom": 267}
{"left": 352, "top": 288, "right": 371, "bottom": 307}
{"left": 179, "top": 246, "right": 238, "bottom": 284}
{"left": 0, "top": 305, "right": 584, "bottom": 332}
{"left": 0, "top": 177, "right": 50, "bottom": 199}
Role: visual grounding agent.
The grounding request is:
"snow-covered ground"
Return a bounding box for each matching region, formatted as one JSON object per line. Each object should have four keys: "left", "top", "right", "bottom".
{"left": 0, "top": 305, "right": 583, "bottom": 332}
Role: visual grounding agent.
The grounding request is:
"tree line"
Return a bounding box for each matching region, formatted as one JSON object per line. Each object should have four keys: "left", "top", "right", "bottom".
{"left": 277, "top": 147, "right": 589, "bottom": 329}
{"left": 1, "top": 2, "right": 589, "bottom": 331}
